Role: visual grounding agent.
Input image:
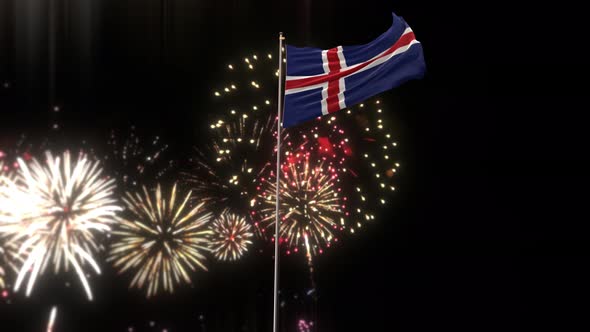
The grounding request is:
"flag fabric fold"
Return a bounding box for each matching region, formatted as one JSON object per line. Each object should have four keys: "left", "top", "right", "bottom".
{"left": 283, "top": 12, "right": 426, "bottom": 128}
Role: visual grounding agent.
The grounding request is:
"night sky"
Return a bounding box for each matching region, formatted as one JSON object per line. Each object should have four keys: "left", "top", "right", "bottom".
{"left": 1, "top": 0, "right": 586, "bottom": 331}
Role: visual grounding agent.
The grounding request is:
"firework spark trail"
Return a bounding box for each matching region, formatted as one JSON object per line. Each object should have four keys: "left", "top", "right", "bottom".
{"left": 0, "top": 154, "right": 28, "bottom": 289}
{"left": 0, "top": 169, "right": 6, "bottom": 289}
{"left": 0, "top": 265, "right": 4, "bottom": 289}
{"left": 332, "top": 102, "right": 401, "bottom": 234}
{"left": 108, "top": 184, "right": 212, "bottom": 297}
{"left": 0, "top": 240, "right": 22, "bottom": 289}
{"left": 105, "top": 127, "right": 175, "bottom": 188}
{"left": 303, "top": 233, "right": 317, "bottom": 292}
{"left": 209, "top": 212, "right": 254, "bottom": 261}
{"left": 0, "top": 151, "right": 121, "bottom": 300}
{"left": 46, "top": 306, "right": 58, "bottom": 332}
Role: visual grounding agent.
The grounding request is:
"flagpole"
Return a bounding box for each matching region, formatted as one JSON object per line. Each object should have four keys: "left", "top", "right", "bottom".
{"left": 273, "top": 31, "right": 285, "bottom": 332}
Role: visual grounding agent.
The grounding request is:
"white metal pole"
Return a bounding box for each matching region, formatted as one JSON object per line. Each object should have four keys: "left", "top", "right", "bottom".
{"left": 273, "top": 31, "right": 285, "bottom": 332}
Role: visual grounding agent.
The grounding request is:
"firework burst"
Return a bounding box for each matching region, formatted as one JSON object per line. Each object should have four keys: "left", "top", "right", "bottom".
{"left": 108, "top": 183, "right": 212, "bottom": 297}
{"left": 0, "top": 151, "right": 121, "bottom": 300}
{"left": 209, "top": 212, "right": 254, "bottom": 261}
{"left": 255, "top": 154, "right": 346, "bottom": 257}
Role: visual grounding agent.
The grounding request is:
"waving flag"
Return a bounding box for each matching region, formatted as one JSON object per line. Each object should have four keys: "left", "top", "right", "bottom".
{"left": 283, "top": 12, "right": 425, "bottom": 128}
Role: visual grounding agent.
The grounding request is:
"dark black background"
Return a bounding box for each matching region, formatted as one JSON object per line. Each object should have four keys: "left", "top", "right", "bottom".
{"left": 1, "top": 0, "right": 587, "bottom": 331}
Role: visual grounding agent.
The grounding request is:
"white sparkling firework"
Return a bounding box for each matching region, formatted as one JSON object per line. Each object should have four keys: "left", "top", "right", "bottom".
{"left": 209, "top": 212, "right": 254, "bottom": 261}
{"left": 0, "top": 151, "right": 121, "bottom": 300}
{"left": 108, "top": 184, "right": 212, "bottom": 298}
